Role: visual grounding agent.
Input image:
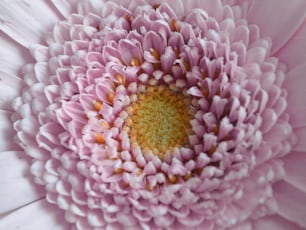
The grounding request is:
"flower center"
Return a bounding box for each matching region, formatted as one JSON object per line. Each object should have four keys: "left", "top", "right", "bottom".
{"left": 125, "top": 86, "right": 192, "bottom": 158}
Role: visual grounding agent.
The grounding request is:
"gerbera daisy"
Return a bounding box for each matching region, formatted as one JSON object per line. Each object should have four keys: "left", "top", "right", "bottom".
{"left": 1, "top": 0, "right": 306, "bottom": 229}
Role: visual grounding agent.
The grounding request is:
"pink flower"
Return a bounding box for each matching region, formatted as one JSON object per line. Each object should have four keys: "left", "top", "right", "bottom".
{"left": 1, "top": 0, "right": 306, "bottom": 229}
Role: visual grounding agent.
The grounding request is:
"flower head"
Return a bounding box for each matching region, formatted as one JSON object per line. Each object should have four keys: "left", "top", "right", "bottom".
{"left": 1, "top": 0, "right": 306, "bottom": 229}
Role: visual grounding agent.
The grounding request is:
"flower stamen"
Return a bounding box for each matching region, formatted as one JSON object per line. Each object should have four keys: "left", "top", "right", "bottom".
{"left": 124, "top": 86, "right": 192, "bottom": 158}
{"left": 152, "top": 4, "right": 160, "bottom": 10}
{"left": 108, "top": 93, "right": 115, "bottom": 103}
{"left": 169, "top": 19, "right": 180, "bottom": 32}
{"left": 150, "top": 48, "right": 160, "bottom": 60}
{"left": 115, "top": 74, "right": 125, "bottom": 85}
{"left": 208, "top": 145, "right": 217, "bottom": 156}
{"left": 168, "top": 175, "right": 177, "bottom": 183}
{"left": 131, "top": 57, "right": 141, "bottom": 66}
{"left": 93, "top": 100, "right": 103, "bottom": 111}
{"left": 95, "top": 133, "right": 105, "bottom": 144}
{"left": 115, "top": 168, "right": 124, "bottom": 174}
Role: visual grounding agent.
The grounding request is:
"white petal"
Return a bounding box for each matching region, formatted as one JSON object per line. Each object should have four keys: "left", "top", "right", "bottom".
{"left": 0, "top": 110, "right": 20, "bottom": 151}
{"left": 0, "top": 0, "right": 59, "bottom": 47}
{"left": 51, "top": 0, "right": 79, "bottom": 18}
{"left": 78, "top": 0, "right": 106, "bottom": 15}
{"left": 52, "top": 0, "right": 105, "bottom": 17}
{"left": 0, "top": 151, "right": 44, "bottom": 215}
{"left": 0, "top": 70, "right": 24, "bottom": 111}
{"left": 0, "top": 199, "right": 71, "bottom": 230}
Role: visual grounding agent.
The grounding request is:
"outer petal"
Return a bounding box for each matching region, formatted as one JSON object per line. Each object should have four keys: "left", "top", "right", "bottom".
{"left": 0, "top": 71, "right": 24, "bottom": 111}
{"left": 51, "top": 0, "right": 79, "bottom": 18}
{"left": 77, "top": 0, "right": 106, "bottom": 16}
{"left": 111, "top": 0, "right": 152, "bottom": 11}
{"left": 0, "top": 199, "right": 71, "bottom": 230}
{"left": 0, "top": 151, "right": 44, "bottom": 215}
{"left": 273, "top": 181, "right": 306, "bottom": 228}
{"left": 283, "top": 63, "right": 306, "bottom": 128}
{"left": 182, "top": 0, "right": 223, "bottom": 20}
{"left": 153, "top": 0, "right": 184, "bottom": 17}
{"left": 0, "top": 32, "right": 34, "bottom": 75}
{"left": 247, "top": 0, "right": 306, "bottom": 54}
{"left": 292, "top": 128, "right": 306, "bottom": 152}
{"left": 282, "top": 151, "right": 306, "bottom": 193}
{"left": 228, "top": 222, "right": 252, "bottom": 230}
{"left": 253, "top": 215, "right": 303, "bottom": 230}
{"left": 276, "top": 19, "right": 306, "bottom": 69}
{"left": 0, "top": 0, "right": 59, "bottom": 47}
{"left": 0, "top": 111, "right": 20, "bottom": 151}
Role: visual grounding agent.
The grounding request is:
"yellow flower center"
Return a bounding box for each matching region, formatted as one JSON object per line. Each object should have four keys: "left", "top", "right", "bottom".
{"left": 126, "top": 86, "right": 192, "bottom": 158}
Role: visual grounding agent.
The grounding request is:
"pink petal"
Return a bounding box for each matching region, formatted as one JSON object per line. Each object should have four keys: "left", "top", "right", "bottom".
{"left": 284, "top": 63, "right": 306, "bottom": 127}
{"left": 45, "top": 85, "right": 61, "bottom": 104}
{"left": 34, "top": 62, "right": 50, "bottom": 84}
{"left": 144, "top": 161, "right": 157, "bottom": 175}
{"left": 161, "top": 0, "right": 184, "bottom": 17}
{"left": 0, "top": 151, "right": 44, "bottom": 215}
{"left": 292, "top": 127, "right": 306, "bottom": 152}
{"left": 62, "top": 102, "right": 87, "bottom": 123}
{"left": 142, "top": 31, "right": 166, "bottom": 57}
{"left": 118, "top": 39, "right": 143, "bottom": 66}
{"left": 153, "top": 213, "right": 175, "bottom": 228}
{"left": 53, "top": 22, "right": 71, "bottom": 44}
{"left": 36, "top": 122, "right": 66, "bottom": 152}
{"left": 253, "top": 215, "right": 303, "bottom": 230}
{"left": 273, "top": 181, "right": 306, "bottom": 228}
{"left": 87, "top": 210, "right": 106, "bottom": 228}
{"left": 247, "top": 0, "right": 306, "bottom": 54}
{"left": 246, "top": 47, "right": 267, "bottom": 64}
{"left": 0, "top": 1, "right": 59, "bottom": 47}
{"left": 0, "top": 110, "right": 21, "bottom": 151}
{"left": 282, "top": 151, "right": 306, "bottom": 193}
{"left": 178, "top": 211, "right": 204, "bottom": 227}
{"left": 182, "top": 0, "right": 223, "bottom": 21}
{"left": 78, "top": 0, "right": 106, "bottom": 16}
{"left": 228, "top": 222, "right": 252, "bottom": 230}
{"left": 276, "top": 19, "right": 306, "bottom": 69}
{"left": 79, "top": 94, "right": 98, "bottom": 111}
{"left": 29, "top": 44, "right": 49, "bottom": 62}
{"left": 0, "top": 199, "right": 71, "bottom": 230}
